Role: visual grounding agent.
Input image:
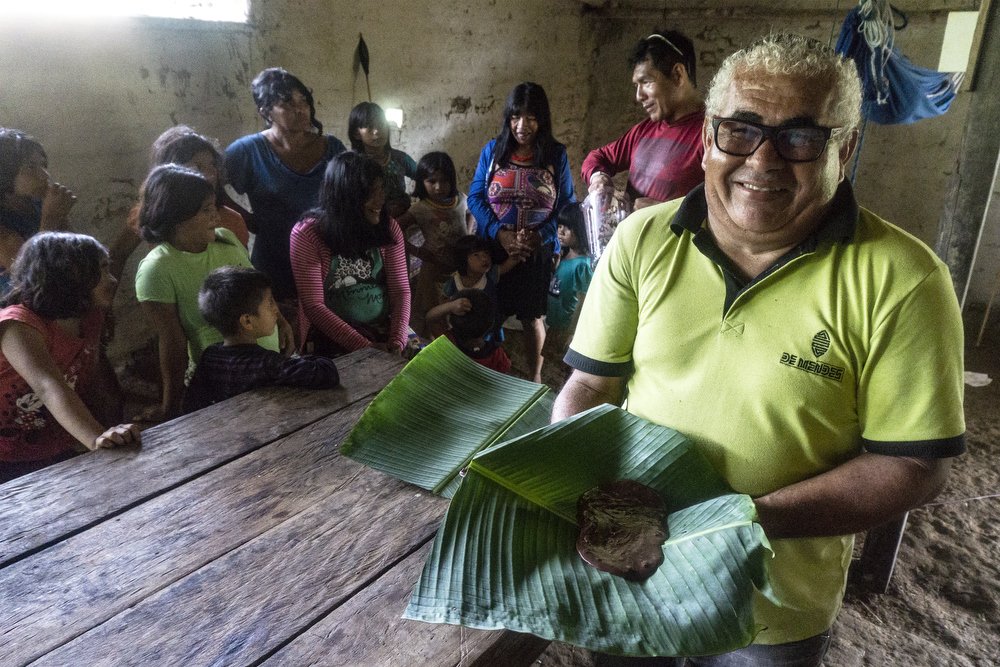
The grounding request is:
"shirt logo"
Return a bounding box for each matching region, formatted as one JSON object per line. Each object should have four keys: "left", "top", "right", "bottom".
{"left": 779, "top": 330, "right": 845, "bottom": 382}
{"left": 811, "top": 330, "right": 831, "bottom": 357}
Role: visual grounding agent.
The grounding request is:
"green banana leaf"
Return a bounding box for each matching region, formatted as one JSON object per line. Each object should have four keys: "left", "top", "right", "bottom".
{"left": 403, "top": 404, "right": 774, "bottom": 657}
{"left": 341, "top": 336, "right": 552, "bottom": 497}
{"left": 341, "top": 338, "right": 773, "bottom": 656}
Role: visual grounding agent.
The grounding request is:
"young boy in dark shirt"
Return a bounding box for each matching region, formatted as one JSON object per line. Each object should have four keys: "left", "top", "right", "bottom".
{"left": 182, "top": 266, "right": 339, "bottom": 413}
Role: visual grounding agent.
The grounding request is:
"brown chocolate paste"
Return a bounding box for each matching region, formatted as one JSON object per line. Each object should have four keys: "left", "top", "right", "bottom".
{"left": 576, "top": 480, "right": 669, "bottom": 581}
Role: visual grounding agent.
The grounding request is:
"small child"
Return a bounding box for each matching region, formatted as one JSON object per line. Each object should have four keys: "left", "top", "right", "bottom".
{"left": 443, "top": 289, "right": 511, "bottom": 374}
{"left": 544, "top": 204, "right": 594, "bottom": 377}
{"left": 348, "top": 102, "right": 416, "bottom": 218}
{"left": 426, "top": 234, "right": 523, "bottom": 341}
{"left": 397, "top": 152, "right": 475, "bottom": 338}
{"left": 182, "top": 266, "right": 339, "bottom": 413}
{"left": 0, "top": 232, "right": 139, "bottom": 483}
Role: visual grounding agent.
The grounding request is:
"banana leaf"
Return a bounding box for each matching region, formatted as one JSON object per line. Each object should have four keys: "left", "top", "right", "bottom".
{"left": 341, "top": 339, "right": 773, "bottom": 656}
{"left": 403, "top": 404, "right": 774, "bottom": 657}
{"left": 341, "top": 336, "right": 552, "bottom": 497}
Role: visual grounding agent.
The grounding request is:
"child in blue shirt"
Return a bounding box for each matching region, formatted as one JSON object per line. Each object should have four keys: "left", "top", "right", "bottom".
{"left": 544, "top": 204, "right": 593, "bottom": 380}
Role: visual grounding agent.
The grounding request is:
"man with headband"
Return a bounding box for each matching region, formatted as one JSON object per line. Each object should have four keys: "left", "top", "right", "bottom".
{"left": 582, "top": 30, "right": 706, "bottom": 210}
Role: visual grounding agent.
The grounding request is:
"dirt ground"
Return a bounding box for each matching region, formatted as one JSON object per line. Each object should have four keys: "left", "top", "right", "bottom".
{"left": 502, "top": 306, "right": 999, "bottom": 667}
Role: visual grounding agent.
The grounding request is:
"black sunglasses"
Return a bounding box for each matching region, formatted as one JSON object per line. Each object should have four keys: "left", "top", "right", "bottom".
{"left": 711, "top": 117, "right": 845, "bottom": 163}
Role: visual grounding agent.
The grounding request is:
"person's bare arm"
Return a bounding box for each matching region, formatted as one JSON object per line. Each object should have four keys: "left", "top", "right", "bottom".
{"left": 754, "top": 453, "right": 952, "bottom": 538}
{"left": 107, "top": 223, "right": 143, "bottom": 285}
{"left": 426, "top": 297, "right": 471, "bottom": 326}
{"left": 0, "top": 321, "right": 139, "bottom": 449}
{"left": 551, "top": 369, "right": 626, "bottom": 422}
{"left": 139, "top": 301, "right": 189, "bottom": 422}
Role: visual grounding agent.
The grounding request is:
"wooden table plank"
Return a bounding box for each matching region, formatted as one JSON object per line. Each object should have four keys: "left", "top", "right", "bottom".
{"left": 264, "top": 543, "right": 550, "bottom": 667}
{"left": 0, "top": 401, "right": 405, "bottom": 666}
{"left": 29, "top": 464, "right": 448, "bottom": 666}
{"left": 0, "top": 348, "right": 403, "bottom": 566}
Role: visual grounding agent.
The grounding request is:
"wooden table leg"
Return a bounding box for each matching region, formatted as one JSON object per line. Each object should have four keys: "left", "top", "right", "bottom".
{"left": 856, "top": 512, "right": 909, "bottom": 594}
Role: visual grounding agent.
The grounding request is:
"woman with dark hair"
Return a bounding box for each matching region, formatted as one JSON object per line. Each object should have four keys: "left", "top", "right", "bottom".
{"left": 468, "top": 82, "right": 576, "bottom": 383}
{"left": 0, "top": 128, "right": 78, "bottom": 294}
{"left": 149, "top": 125, "right": 249, "bottom": 247}
{"left": 289, "top": 151, "right": 410, "bottom": 356}
{"left": 348, "top": 102, "right": 416, "bottom": 218}
{"left": 135, "top": 164, "right": 293, "bottom": 422}
{"left": 224, "top": 68, "right": 347, "bottom": 308}
{"left": 0, "top": 232, "right": 139, "bottom": 482}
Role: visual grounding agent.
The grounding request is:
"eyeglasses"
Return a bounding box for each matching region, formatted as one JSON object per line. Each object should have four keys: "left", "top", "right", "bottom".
{"left": 710, "top": 117, "right": 845, "bottom": 163}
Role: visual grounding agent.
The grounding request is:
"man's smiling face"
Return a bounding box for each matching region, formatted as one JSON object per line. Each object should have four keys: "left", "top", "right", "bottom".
{"left": 702, "top": 69, "right": 854, "bottom": 250}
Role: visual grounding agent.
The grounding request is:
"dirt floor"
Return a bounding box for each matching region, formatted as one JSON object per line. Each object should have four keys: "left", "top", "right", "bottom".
{"left": 501, "top": 306, "right": 999, "bottom": 667}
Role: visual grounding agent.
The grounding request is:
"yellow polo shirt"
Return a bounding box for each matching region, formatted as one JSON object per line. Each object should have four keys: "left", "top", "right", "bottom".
{"left": 567, "top": 183, "right": 965, "bottom": 644}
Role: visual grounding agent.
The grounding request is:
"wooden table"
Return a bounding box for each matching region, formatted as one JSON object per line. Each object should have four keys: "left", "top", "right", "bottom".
{"left": 0, "top": 348, "right": 548, "bottom": 666}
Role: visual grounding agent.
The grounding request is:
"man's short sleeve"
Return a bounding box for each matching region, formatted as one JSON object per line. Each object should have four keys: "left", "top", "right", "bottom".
{"left": 563, "top": 223, "right": 639, "bottom": 377}
{"left": 859, "top": 262, "right": 965, "bottom": 456}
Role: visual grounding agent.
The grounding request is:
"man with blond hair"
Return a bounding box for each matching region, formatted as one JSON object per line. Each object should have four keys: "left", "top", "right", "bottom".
{"left": 556, "top": 33, "right": 965, "bottom": 666}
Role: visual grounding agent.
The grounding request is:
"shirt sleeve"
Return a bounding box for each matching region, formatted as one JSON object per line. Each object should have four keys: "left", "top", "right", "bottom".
{"left": 575, "top": 259, "right": 594, "bottom": 295}
{"left": 469, "top": 141, "right": 503, "bottom": 241}
{"left": 289, "top": 220, "right": 371, "bottom": 351}
{"left": 134, "top": 251, "right": 176, "bottom": 304}
{"left": 581, "top": 129, "right": 636, "bottom": 183}
{"left": 224, "top": 137, "right": 253, "bottom": 196}
{"left": 563, "top": 223, "right": 638, "bottom": 377}
{"left": 382, "top": 218, "right": 412, "bottom": 349}
{"left": 858, "top": 262, "right": 965, "bottom": 457}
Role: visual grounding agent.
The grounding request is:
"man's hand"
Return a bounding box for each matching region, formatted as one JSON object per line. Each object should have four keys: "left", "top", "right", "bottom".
{"left": 588, "top": 172, "right": 613, "bottom": 194}
{"left": 94, "top": 423, "right": 141, "bottom": 449}
{"left": 632, "top": 196, "right": 661, "bottom": 210}
{"left": 40, "top": 181, "right": 77, "bottom": 230}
